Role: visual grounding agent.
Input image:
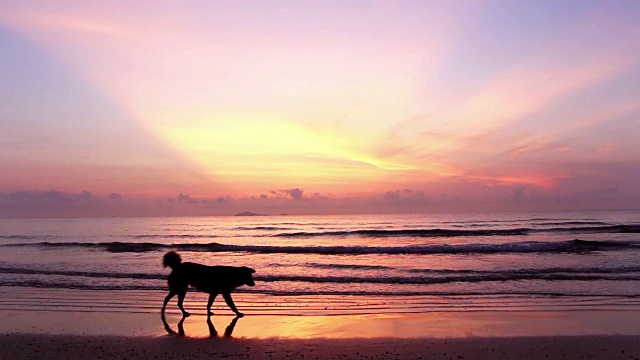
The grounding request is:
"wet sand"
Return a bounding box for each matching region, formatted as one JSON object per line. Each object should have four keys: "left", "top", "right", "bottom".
{"left": 2, "top": 287, "right": 640, "bottom": 359}
{"left": 3, "top": 287, "right": 640, "bottom": 338}
{"left": 3, "top": 306, "right": 640, "bottom": 339}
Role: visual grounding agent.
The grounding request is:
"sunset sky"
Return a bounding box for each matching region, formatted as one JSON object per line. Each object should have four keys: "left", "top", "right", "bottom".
{"left": 1, "top": 0, "right": 640, "bottom": 217}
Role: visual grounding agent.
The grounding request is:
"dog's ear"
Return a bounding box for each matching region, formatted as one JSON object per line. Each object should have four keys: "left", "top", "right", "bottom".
{"left": 241, "top": 266, "right": 256, "bottom": 273}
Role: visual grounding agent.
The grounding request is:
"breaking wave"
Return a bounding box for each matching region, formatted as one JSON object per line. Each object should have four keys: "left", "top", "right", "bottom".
{"left": 1, "top": 266, "right": 639, "bottom": 287}
{"left": 2, "top": 238, "right": 637, "bottom": 254}
{"left": 2, "top": 224, "right": 638, "bottom": 243}
{"left": 272, "top": 225, "right": 640, "bottom": 238}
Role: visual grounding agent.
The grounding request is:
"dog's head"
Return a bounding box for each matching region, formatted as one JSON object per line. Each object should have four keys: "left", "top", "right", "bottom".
{"left": 163, "top": 251, "right": 182, "bottom": 269}
{"left": 240, "top": 266, "right": 256, "bottom": 287}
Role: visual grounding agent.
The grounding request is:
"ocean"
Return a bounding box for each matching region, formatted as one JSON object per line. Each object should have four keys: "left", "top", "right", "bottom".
{"left": 1, "top": 211, "right": 640, "bottom": 316}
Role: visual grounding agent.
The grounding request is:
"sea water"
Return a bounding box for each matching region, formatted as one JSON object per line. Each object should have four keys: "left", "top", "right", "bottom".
{"left": 1, "top": 211, "right": 639, "bottom": 315}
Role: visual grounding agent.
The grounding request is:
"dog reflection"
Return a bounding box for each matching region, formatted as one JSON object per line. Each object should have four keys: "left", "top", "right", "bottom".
{"left": 163, "top": 314, "right": 242, "bottom": 338}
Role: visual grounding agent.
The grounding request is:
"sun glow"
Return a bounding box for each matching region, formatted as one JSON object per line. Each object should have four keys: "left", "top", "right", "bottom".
{"left": 154, "top": 113, "right": 416, "bottom": 191}
{"left": 2, "top": 1, "right": 640, "bottom": 215}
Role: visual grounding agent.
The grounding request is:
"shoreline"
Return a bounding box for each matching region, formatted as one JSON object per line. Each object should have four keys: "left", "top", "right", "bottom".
{"left": 2, "top": 288, "right": 640, "bottom": 359}
{"left": 1, "top": 287, "right": 640, "bottom": 339}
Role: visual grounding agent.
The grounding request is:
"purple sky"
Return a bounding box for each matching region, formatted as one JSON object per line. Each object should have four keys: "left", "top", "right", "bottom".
{"left": 1, "top": 1, "right": 640, "bottom": 217}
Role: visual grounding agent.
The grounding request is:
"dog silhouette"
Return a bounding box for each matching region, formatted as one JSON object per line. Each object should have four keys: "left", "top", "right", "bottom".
{"left": 161, "top": 251, "right": 256, "bottom": 320}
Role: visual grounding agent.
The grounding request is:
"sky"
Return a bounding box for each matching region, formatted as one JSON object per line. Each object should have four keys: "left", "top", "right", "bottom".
{"left": 1, "top": 0, "right": 640, "bottom": 217}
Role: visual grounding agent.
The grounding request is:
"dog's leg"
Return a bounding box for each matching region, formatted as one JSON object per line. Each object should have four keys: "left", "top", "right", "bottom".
{"left": 161, "top": 291, "right": 177, "bottom": 334}
{"left": 223, "top": 293, "right": 244, "bottom": 317}
{"left": 177, "top": 290, "right": 190, "bottom": 317}
{"left": 161, "top": 291, "right": 176, "bottom": 320}
{"left": 207, "top": 293, "right": 218, "bottom": 318}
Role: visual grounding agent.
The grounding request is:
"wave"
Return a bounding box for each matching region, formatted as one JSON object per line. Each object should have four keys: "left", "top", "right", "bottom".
{"left": 545, "top": 225, "right": 640, "bottom": 233}
{"left": 5, "top": 263, "right": 640, "bottom": 283}
{"left": 257, "top": 273, "right": 640, "bottom": 284}
{"left": 272, "top": 224, "right": 640, "bottom": 238}
{"left": 234, "top": 226, "right": 292, "bottom": 231}
{"left": 0, "top": 267, "right": 165, "bottom": 280}
{"left": 0, "top": 235, "right": 59, "bottom": 240}
{"left": 274, "top": 228, "right": 530, "bottom": 237}
{"left": 3, "top": 264, "right": 640, "bottom": 285}
{"left": 2, "top": 279, "right": 639, "bottom": 298}
{"left": 307, "top": 263, "right": 640, "bottom": 275}
{"left": 305, "top": 262, "right": 391, "bottom": 271}
{"left": 0, "top": 279, "right": 167, "bottom": 291}
{"left": 131, "top": 234, "right": 217, "bottom": 239}
{"left": 527, "top": 217, "right": 599, "bottom": 222}
{"left": 406, "top": 265, "right": 640, "bottom": 276}
{"left": 532, "top": 221, "right": 612, "bottom": 226}
{"left": 3, "top": 238, "right": 637, "bottom": 255}
{"left": 3, "top": 224, "right": 638, "bottom": 243}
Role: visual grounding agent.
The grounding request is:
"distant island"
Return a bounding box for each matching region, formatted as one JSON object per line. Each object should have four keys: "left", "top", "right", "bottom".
{"left": 234, "top": 211, "right": 268, "bottom": 216}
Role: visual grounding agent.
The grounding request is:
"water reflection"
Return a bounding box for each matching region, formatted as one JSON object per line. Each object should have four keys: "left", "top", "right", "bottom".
{"left": 163, "top": 314, "right": 242, "bottom": 338}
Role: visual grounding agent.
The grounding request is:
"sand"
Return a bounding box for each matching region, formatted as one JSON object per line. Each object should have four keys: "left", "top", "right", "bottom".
{"left": 1, "top": 333, "right": 640, "bottom": 360}
{"left": 2, "top": 288, "right": 640, "bottom": 359}
{"left": 3, "top": 288, "right": 640, "bottom": 339}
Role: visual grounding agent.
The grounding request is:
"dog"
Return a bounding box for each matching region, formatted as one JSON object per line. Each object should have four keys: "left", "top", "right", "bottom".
{"left": 161, "top": 251, "right": 255, "bottom": 320}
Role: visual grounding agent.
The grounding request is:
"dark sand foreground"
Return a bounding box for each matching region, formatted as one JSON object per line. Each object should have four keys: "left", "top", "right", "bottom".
{"left": 2, "top": 333, "right": 640, "bottom": 360}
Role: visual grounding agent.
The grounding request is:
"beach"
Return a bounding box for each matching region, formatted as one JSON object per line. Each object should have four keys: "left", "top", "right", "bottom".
{"left": 2, "top": 287, "right": 640, "bottom": 338}
{"left": 2, "top": 213, "right": 640, "bottom": 358}
{"left": 2, "top": 288, "right": 640, "bottom": 359}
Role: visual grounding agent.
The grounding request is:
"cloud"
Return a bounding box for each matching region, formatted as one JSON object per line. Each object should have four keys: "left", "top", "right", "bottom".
{"left": 0, "top": 190, "right": 123, "bottom": 217}
{"left": 287, "top": 188, "right": 304, "bottom": 200}
{"left": 177, "top": 193, "right": 199, "bottom": 204}
{"left": 505, "top": 139, "right": 570, "bottom": 157}
{"left": 271, "top": 188, "right": 305, "bottom": 200}
{"left": 382, "top": 189, "right": 429, "bottom": 205}
{"left": 2, "top": 160, "right": 640, "bottom": 219}
{"left": 170, "top": 193, "right": 231, "bottom": 205}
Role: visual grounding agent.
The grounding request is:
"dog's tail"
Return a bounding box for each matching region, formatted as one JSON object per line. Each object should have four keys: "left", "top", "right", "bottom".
{"left": 163, "top": 251, "right": 182, "bottom": 269}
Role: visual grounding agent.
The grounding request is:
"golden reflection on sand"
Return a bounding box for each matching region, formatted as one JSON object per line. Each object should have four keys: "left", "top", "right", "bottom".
{"left": 160, "top": 311, "right": 514, "bottom": 339}
{"left": 160, "top": 303, "right": 640, "bottom": 339}
{"left": 162, "top": 313, "right": 399, "bottom": 339}
{"left": 3, "top": 307, "right": 640, "bottom": 339}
